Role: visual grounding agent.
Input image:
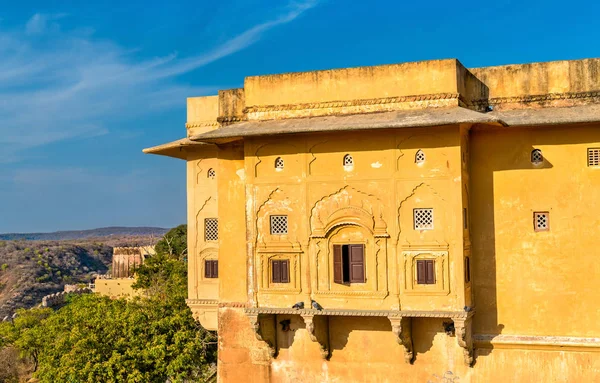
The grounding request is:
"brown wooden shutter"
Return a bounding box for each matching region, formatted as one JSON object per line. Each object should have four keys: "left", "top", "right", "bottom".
{"left": 349, "top": 244, "right": 365, "bottom": 283}
{"left": 281, "top": 260, "right": 289, "bottom": 283}
{"left": 333, "top": 245, "right": 343, "bottom": 284}
{"left": 205, "top": 260, "right": 211, "bottom": 278}
{"left": 272, "top": 260, "right": 281, "bottom": 283}
{"left": 425, "top": 260, "right": 435, "bottom": 284}
{"left": 416, "top": 260, "right": 426, "bottom": 284}
{"left": 213, "top": 260, "right": 218, "bottom": 278}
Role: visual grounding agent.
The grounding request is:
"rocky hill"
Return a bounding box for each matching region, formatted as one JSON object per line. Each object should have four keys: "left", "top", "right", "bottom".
{"left": 0, "top": 235, "right": 159, "bottom": 318}
{"left": 0, "top": 226, "right": 168, "bottom": 241}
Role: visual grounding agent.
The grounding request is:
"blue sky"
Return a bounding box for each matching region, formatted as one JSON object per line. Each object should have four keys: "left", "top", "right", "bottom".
{"left": 0, "top": 0, "right": 598, "bottom": 233}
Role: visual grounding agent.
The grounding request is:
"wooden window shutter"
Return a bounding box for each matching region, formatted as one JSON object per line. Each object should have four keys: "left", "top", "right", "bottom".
{"left": 416, "top": 260, "right": 426, "bottom": 284}
{"left": 272, "top": 260, "right": 281, "bottom": 283}
{"left": 205, "top": 260, "right": 211, "bottom": 278}
{"left": 333, "top": 245, "right": 343, "bottom": 284}
{"left": 426, "top": 260, "right": 435, "bottom": 284}
{"left": 213, "top": 260, "right": 218, "bottom": 278}
{"left": 281, "top": 260, "right": 289, "bottom": 283}
{"left": 349, "top": 244, "right": 365, "bottom": 283}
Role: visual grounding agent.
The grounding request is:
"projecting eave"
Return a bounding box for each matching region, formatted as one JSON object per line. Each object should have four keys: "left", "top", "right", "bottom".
{"left": 190, "top": 107, "right": 507, "bottom": 143}
{"left": 489, "top": 104, "right": 600, "bottom": 127}
{"left": 142, "top": 138, "right": 212, "bottom": 160}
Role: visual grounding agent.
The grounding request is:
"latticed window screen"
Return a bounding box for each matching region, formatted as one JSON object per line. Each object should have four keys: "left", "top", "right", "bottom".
{"left": 207, "top": 168, "right": 216, "bottom": 179}
{"left": 343, "top": 154, "right": 354, "bottom": 166}
{"left": 205, "top": 218, "right": 218, "bottom": 240}
{"left": 588, "top": 148, "right": 600, "bottom": 167}
{"left": 534, "top": 212, "right": 549, "bottom": 231}
{"left": 270, "top": 215, "right": 288, "bottom": 235}
{"left": 275, "top": 157, "right": 284, "bottom": 170}
{"left": 415, "top": 149, "right": 426, "bottom": 163}
{"left": 414, "top": 208, "right": 434, "bottom": 230}
{"left": 531, "top": 149, "right": 543, "bottom": 165}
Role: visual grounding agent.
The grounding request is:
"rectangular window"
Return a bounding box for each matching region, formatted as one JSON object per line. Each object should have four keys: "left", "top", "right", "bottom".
{"left": 270, "top": 215, "right": 288, "bottom": 235}
{"left": 534, "top": 212, "right": 549, "bottom": 231}
{"left": 416, "top": 259, "right": 435, "bottom": 285}
{"left": 205, "top": 218, "right": 218, "bottom": 241}
{"left": 588, "top": 148, "right": 600, "bottom": 167}
{"left": 333, "top": 244, "right": 365, "bottom": 284}
{"left": 464, "top": 257, "right": 471, "bottom": 283}
{"left": 271, "top": 259, "right": 290, "bottom": 283}
{"left": 414, "top": 208, "right": 434, "bottom": 230}
{"left": 204, "top": 260, "right": 218, "bottom": 278}
{"left": 463, "top": 208, "right": 468, "bottom": 229}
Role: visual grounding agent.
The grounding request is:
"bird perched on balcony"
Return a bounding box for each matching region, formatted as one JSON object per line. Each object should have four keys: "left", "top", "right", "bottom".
{"left": 464, "top": 306, "right": 473, "bottom": 312}
{"left": 311, "top": 300, "right": 323, "bottom": 311}
{"left": 292, "top": 302, "right": 304, "bottom": 310}
{"left": 279, "top": 319, "right": 291, "bottom": 332}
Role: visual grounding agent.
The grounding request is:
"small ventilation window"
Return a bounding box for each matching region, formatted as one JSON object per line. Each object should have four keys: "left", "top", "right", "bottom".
{"left": 207, "top": 168, "right": 216, "bottom": 179}
{"left": 414, "top": 208, "right": 434, "bottom": 230}
{"left": 270, "top": 215, "right": 288, "bottom": 235}
{"left": 343, "top": 154, "right": 354, "bottom": 167}
{"left": 534, "top": 212, "right": 549, "bottom": 232}
{"left": 205, "top": 218, "right": 219, "bottom": 241}
{"left": 415, "top": 149, "right": 426, "bottom": 164}
{"left": 275, "top": 157, "right": 284, "bottom": 170}
{"left": 588, "top": 148, "right": 600, "bottom": 167}
{"left": 463, "top": 208, "right": 468, "bottom": 229}
{"left": 464, "top": 257, "right": 471, "bottom": 283}
{"left": 531, "top": 149, "right": 543, "bottom": 165}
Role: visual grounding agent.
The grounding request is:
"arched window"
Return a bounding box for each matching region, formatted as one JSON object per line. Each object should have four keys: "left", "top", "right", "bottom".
{"left": 275, "top": 157, "right": 284, "bottom": 170}
{"left": 415, "top": 149, "right": 426, "bottom": 164}
{"left": 207, "top": 168, "right": 216, "bottom": 179}
{"left": 343, "top": 154, "right": 354, "bottom": 167}
{"left": 531, "top": 149, "right": 543, "bottom": 165}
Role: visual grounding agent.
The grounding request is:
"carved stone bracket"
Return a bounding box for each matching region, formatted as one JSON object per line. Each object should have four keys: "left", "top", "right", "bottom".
{"left": 301, "top": 314, "right": 330, "bottom": 359}
{"left": 388, "top": 315, "right": 414, "bottom": 364}
{"left": 453, "top": 314, "right": 474, "bottom": 366}
{"left": 248, "top": 314, "right": 277, "bottom": 358}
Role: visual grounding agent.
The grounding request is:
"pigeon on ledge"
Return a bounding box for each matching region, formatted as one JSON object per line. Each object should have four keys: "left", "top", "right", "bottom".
{"left": 311, "top": 300, "right": 323, "bottom": 311}
{"left": 464, "top": 306, "right": 473, "bottom": 312}
{"left": 292, "top": 302, "right": 304, "bottom": 310}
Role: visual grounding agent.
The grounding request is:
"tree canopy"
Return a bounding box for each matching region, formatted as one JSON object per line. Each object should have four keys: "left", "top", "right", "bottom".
{"left": 0, "top": 224, "right": 217, "bottom": 383}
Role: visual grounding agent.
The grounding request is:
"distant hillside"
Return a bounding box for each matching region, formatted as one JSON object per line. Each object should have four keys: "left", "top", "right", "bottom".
{"left": 0, "top": 234, "right": 163, "bottom": 318}
{"left": 0, "top": 226, "right": 168, "bottom": 241}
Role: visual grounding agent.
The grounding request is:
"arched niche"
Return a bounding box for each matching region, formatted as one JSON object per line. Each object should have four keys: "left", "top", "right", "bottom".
{"left": 310, "top": 187, "right": 389, "bottom": 298}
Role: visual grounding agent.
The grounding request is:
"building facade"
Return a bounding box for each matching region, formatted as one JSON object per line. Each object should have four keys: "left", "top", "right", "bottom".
{"left": 93, "top": 246, "right": 154, "bottom": 298}
{"left": 145, "top": 58, "right": 600, "bottom": 382}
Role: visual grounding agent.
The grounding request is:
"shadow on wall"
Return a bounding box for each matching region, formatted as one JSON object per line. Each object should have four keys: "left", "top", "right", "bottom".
{"left": 469, "top": 124, "right": 600, "bottom": 363}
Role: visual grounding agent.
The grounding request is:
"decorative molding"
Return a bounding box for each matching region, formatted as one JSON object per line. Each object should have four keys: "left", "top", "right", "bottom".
{"left": 217, "top": 115, "right": 245, "bottom": 124}
{"left": 219, "top": 302, "right": 250, "bottom": 308}
{"left": 245, "top": 93, "right": 464, "bottom": 113}
{"left": 186, "top": 121, "right": 220, "bottom": 128}
{"left": 186, "top": 299, "right": 219, "bottom": 306}
{"left": 310, "top": 186, "right": 389, "bottom": 238}
{"left": 469, "top": 90, "right": 600, "bottom": 108}
{"left": 473, "top": 334, "right": 600, "bottom": 349}
{"left": 245, "top": 307, "right": 469, "bottom": 318}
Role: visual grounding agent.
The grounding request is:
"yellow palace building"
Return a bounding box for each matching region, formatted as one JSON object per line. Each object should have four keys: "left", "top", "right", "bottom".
{"left": 145, "top": 58, "right": 600, "bottom": 382}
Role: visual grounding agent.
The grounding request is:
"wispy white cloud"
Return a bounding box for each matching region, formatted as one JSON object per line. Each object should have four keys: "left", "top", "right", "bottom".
{"left": 0, "top": 1, "right": 319, "bottom": 163}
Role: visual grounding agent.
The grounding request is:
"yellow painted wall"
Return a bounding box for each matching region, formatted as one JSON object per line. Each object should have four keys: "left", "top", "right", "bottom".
{"left": 94, "top": 278, "right": 140, "bottom": 299}
{"left": 470, "top": 123, "right": 600, "bottom": 337}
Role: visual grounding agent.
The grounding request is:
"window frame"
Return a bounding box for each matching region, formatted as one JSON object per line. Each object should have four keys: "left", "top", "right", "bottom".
{"left": 269, "top": 215, "right": 288, "bottom": 235}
